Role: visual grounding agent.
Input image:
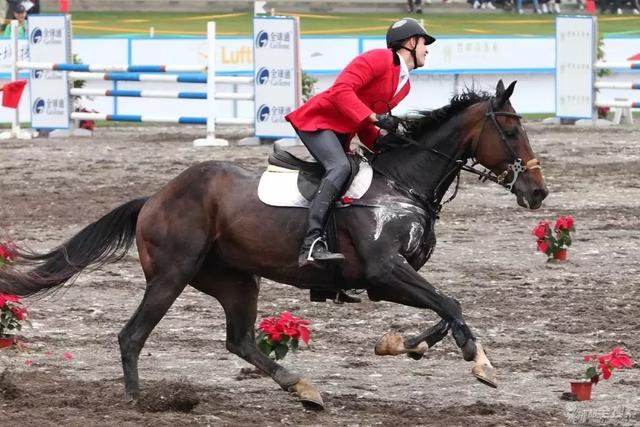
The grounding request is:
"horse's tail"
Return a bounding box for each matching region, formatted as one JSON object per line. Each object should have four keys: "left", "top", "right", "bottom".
{"left": 0, "top": 197, "right": 148, "bottom": 297}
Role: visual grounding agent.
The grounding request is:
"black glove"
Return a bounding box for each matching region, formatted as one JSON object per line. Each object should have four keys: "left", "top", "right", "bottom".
{"left": 374, "top": 130, "right": 409, "bottom": 152}
{"left": 374, "top": 113, "right": 401, "bottom": 132}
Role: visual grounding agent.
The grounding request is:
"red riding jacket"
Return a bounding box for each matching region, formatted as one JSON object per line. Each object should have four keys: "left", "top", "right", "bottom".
{"left": 285, "top": 48, "right": 410, "bottom": 152}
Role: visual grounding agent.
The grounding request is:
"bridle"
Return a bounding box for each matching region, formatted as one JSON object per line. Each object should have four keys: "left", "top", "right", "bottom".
{"left": 467, "top": 97, "right": 541, "bottom": 191}
{"left": 373, "top": 97, "right": 542, "bottom": 215}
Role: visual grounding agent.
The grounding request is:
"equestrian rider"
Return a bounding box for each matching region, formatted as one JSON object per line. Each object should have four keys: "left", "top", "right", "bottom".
{"left": 285, "top": 17, "right": 436, "bottom": 267}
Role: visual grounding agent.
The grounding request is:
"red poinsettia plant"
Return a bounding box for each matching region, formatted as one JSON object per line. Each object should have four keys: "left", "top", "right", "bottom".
{"left": 0, "top": 292, "right": 29, "bottom": 349}
{"left": 0, "top": 240, "right": 29, "bottom": 350}
{"left": 0, "top": 239, "right": 17, "bottom": 267}
{"left": 532, "top": 215, "right": 575, "bottom": 258}
{"left": 256, "top": 311, "right": 310, "bottom": 360}
{"left": 583, "top": 346, "right": 633, "bottom": 384}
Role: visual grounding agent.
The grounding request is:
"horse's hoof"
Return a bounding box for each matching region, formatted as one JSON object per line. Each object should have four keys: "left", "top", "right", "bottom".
{"left": 289, "top": 379, "right": 324, "bottom": 410}
{"left": 375, "top": 332, "right": 428, "bottom": 357}
{"left": 472, "top": 363, "right": 498, "bottom": 388}
{"left": 375, "top": 333, "right": 403, "bottom": 355}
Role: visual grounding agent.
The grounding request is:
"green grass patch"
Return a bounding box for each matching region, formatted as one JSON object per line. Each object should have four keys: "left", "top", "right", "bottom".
{"left": 66, "top": 11, "right": 640, "bottom": 37}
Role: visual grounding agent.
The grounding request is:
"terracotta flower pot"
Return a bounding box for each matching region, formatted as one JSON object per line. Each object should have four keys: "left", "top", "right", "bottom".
{"left": 553, "top": 248, "right": 568, "bottom": 261}
{"left": 0, "top": 337, "right": 16, "bottom": 349}
{"left": 570, "top": 381, "right": 592, "bottom": 401}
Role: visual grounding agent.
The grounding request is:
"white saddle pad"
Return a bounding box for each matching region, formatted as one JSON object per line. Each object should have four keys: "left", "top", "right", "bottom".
{"left": 258, "top": 161, "right": 373, "bottom": 208}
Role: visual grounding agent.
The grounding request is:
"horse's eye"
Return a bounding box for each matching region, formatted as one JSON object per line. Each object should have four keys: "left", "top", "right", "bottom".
{"left": 504, "top": 128, "right": 519, "bottom": 138}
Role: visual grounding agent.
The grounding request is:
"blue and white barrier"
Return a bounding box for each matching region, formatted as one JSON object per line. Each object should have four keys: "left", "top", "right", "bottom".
{"left": 72, "top": 112, "right": 252, "bottom": 126}
{"left": 8, "top": 21, "right": 266, "bottom": 145}
{"left": 594, "top": 82, "right": 640, "bottom": 90}
{"left": 67, "top": 71, "right": 208, "bottom": 84}
{"left": 16, "top": 62, "right": 206, "bottom": 73}
{"left": 594, "top": 61, "right": 640, "bottom": 124}
{"left": 595, "top": 61, "right": 640, "bottom": 70}
{"left": 70, "top": 88, "right": 208, "bottom": 100}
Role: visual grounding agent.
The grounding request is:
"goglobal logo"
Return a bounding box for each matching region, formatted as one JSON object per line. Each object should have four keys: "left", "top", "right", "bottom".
{"left": 256, "top": 67, "right": 269, "bottom": 85}
{"left": 32, "top": 98, "right": 46, "bottom": 114}
{"left": 256, "top": 104, "right": 270, "bottom": 122}
{"left": 255, "top": 30, "right": 269, "bottom": 48}
{"left": 30, "top": 28, "right": 43, "bottom": 44}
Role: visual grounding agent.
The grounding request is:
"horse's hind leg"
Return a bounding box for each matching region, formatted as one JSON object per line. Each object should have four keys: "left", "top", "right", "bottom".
{"left": 118, "top": 275, "right": 188, "bottom": 402}
{"left": 191, "top": 267, "right": 324, "bottom": 410}
{"left": 119, "top": 225, "right": 209, "bottom": 402}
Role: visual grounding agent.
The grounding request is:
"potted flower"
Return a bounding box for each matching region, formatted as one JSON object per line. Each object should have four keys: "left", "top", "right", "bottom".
{"left": 0, "top": 239, "right": 17, "bottom": 268}
{"left": 571, "top": 346, "right": 634, "bottom": 401}
{"left": 256, "top": 311, "right": 310, "bottom": 360}
{"left": 0, "top": 292, "right": 29, "bottom": 350}
{"left": 0, "top": 240, "right": 29, "bottom": 350}
{"left": 532, "top": 215, "right": 575, "bottom": 261}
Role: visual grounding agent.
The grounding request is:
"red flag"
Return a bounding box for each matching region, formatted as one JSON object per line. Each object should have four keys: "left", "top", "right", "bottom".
{"left": 2, "top": 80, "right": 27, "bottom": 109}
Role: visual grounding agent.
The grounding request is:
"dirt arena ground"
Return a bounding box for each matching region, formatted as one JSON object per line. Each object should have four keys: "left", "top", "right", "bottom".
{"left": 1, "top": 122, "right": 639, "bottom": 426}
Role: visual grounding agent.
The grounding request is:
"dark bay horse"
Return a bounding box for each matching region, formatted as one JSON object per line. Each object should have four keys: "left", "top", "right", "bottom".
{"left": 0, "top": 80, "right": 547, "bottom": 409}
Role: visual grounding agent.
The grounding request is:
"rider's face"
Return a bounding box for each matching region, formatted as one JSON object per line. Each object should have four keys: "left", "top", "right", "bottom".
{"left": 414, "top": 37, "right": 428, "bottom": 68}
{"left": 405, "top": 36, "right": 428, "bottom": 69}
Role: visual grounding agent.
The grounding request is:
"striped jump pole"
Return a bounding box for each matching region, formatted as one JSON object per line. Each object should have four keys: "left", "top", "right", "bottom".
{"left": 17, "top": 61, "right": 207, "bottom": 73}
{"left": 70, "top": 112, "right": 253, "bottom": 126}
{"left": 594, "top": 61, "right": 640, "bottom": 70}
{"left": 69, "top": 88, "right": 254, "bottom": 101}
{"left": 594, "top": 82, "right": 640, "bottom": 90}
{"left": 68, "top": 71, "right": 207, "bottom": 84}
{"left": 594, "top": 100, "right": 640, "bottom": 108}
{"left": 67, "top": 72, "right": 253, "bottom": 85}
{"left": 593, "top": 61, "right": 639, "bottom": 125}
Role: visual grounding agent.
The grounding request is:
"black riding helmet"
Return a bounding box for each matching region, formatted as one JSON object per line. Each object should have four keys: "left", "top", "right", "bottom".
{"left": 386, "top": 18, "right": 436, "bottom": 69}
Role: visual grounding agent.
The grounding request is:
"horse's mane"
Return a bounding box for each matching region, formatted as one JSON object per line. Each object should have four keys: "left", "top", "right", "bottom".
{"left": 401, "top": 88, "right": 492, "bottom": 141}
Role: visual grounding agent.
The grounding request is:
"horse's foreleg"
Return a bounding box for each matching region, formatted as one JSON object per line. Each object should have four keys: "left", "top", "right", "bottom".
{"left": 192, "top": 268, "right": 324, "bottom": 410}
{"left": 404, "top": 318, "right": 450, "bottom": 349}
{"left": 365, "top": 254, "right": 497, "bottom": 387}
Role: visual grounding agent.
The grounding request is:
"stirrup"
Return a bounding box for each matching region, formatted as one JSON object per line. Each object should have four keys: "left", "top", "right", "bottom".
{"left": 306, "top": 237, "right": 324, "bottom": 262}
{"left": 308, "top": 237, "right": 344, "bottom": 262}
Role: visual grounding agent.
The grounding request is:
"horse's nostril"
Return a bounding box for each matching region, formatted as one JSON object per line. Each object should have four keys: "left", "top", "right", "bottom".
{"left": 533, "top": 188, "right": 548, "bottom": 201}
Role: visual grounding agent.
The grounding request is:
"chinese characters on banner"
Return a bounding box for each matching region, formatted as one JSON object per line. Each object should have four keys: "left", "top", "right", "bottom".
{"left": 253, "top": 16, "right": 300, "bottom": 138}
{"left": 555, "top": 16, "right": 595, "bottom": 120}
{"left": 27, "top": 15, "right": 70, "bottom": 129}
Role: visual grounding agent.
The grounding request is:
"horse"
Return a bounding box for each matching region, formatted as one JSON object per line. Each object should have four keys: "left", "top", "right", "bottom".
{"left": 0, "top": 80, "right": 547, "bottom": 409}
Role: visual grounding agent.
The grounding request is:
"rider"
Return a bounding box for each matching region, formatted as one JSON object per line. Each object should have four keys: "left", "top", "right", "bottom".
{"left": 286, "top": 17, "right": 436, "bottom": 267}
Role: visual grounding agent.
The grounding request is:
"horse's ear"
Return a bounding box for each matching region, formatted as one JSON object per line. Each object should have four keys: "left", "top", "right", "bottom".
{"left": 496, "top": 80, "right": 517, "bottom": 107}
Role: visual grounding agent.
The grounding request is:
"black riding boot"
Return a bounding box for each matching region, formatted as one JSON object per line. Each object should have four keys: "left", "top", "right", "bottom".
{"left": 298, "top": 180, "right": 345, "bottom": 267}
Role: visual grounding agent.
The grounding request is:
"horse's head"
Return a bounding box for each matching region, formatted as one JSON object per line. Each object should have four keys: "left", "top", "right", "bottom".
{"left": 469, "top": 80, "right": 548, "bottom": 209}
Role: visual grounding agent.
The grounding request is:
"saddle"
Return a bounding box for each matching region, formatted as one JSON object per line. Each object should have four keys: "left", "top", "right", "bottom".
{"left": 265, "top": 142, "right": 365, "bottom": 304}
{"left": 267, "top": 141, "right": 361, "bottom": 201}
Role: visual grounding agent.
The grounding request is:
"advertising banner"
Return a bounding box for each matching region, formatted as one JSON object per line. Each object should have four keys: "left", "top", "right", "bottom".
{"left": 253, "top": 16, "right": 300, "bottom": 138}
{"left": 27, "top": 14, "right": 70, "bottom": 129}
{"left": 555, "top": 16, "right": 595, "bottom": 120}
{"left": 362, "top": 37, "right": 555, "bottom": 73}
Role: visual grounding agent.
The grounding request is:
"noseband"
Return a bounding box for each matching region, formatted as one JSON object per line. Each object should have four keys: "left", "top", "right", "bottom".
{"left": 468, "top": 98, "right": 541, "bottom": 191}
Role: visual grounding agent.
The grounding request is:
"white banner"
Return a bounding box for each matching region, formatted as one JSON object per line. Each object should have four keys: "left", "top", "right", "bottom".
{"left": 555, "top": 16, "right": 595, "bottom": 120}
{"left": 27, "top": 14, "right": 70, "bottom": 129}
{"left": 253, "top": 16, "right": 300, "bottom": 139}
{"left": 362, "top": 37, "right": 555, "bottom": 73}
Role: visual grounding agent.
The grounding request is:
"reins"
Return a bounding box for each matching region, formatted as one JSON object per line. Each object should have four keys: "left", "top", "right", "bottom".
{"left": 372, "top": 97, "right": 542, "bottom": 214}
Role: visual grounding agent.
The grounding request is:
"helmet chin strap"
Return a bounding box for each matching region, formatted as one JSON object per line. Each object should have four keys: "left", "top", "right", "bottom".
{"left": 398, "top": 37, "right": 422, "bottom": 69}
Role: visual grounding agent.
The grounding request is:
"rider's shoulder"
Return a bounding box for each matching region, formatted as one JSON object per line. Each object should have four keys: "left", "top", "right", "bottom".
{"left": 357, "top": 48, "right": 394, "bottom": 71}
{"left": 360, "top": 48, "right": 393, "bottom": 61}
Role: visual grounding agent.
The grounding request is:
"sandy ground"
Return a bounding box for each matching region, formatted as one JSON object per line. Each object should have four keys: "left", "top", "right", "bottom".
{"left": 0, "top": 122, "right": 639, "bottom": 426}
